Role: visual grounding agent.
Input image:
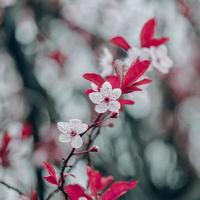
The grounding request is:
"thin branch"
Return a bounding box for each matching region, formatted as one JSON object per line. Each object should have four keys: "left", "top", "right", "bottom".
{"left": 0, "top": 180, "right": 25, "bottom": 196}
{"left": 46, "top": 188, "right": 59, "bottom": 200}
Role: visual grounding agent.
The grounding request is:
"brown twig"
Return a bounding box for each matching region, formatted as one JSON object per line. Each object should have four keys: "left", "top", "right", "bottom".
{"left": 0, "top": 180, "right": 25, "bottom": 196}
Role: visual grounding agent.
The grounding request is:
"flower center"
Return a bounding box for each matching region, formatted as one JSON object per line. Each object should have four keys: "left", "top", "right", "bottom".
{"left": 104, "top": 97, "right": 110, "bottom": 103}
{"left": 70, "top": 129, "right": 77, "bottom": 137}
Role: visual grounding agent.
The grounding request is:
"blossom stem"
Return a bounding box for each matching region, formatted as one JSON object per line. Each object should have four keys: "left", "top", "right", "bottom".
{"left": 45, "top": 188, "right": 59, "bottom": 200}
{"left": 58, "top": 114, "right": 103, "bottom": 199}
{"left": 0, "top": 180, "right": 25, "bottom": 196}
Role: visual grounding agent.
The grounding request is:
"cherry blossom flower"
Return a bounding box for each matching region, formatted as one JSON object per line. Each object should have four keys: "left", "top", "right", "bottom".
{"left": 57, "top": 119, "right": 88, "bottom": 148}
{"left": 89, "top": 81, "right": 122, "bottom": 113}
{"left": 110, "top": 18, "right": 172, "bottom": 74}
{"left": 65, "top": 166, "right": 138, "bottom": 200}
{"left": 124, "top": 47, "right": 150, "bottom": 66}
{"left": 83, "top": 60, "right": 151, "bottom": 111}
{"left": 149, "top": 45, "right": 173, "bottom": 74}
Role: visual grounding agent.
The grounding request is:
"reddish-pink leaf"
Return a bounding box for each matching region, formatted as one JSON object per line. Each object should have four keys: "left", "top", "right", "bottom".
{"left": 21, "top": 123, "right": 32, "bottom": 140}
{"left": 119, "top": 99, "right": 135, "bottom": 105}
{"left": 84, "top": 89, "right": 95, "bottom": 95}
{"left": 87, "top": 166, "right": 113, "bottom": 199}
{"left": 2, "top": 133, "right": 11, "bottom": 148}
{"left": 140, "top": 18, "right": 156, "bottom": 47}
{"left": 101, "top": 180, "right": 138, "bottom": 200}
{"left": 123, "top": 86, "right": 142, "bottom": 94}
{"left": 123, "top": 60, "right": 151, "bottom": 89}
{"left": 43, "top": 162, "right": 56, "bottom": 177}
{"left": 110, "top": 36, "right": 131, "bottom": 51}
{"left": 106, "top": 75, "right": 120, "bottom": 88}
{"left": 148, "top": 37, "right": 169, "bottom": 47}
{"left": 83, "top": 73, "right": 105, "bottom": 88}
{"left": 133, "top": 78, "right": 152, "bottom": 87}
{"left": 0, "top": 133, "right": 11, "bottom": 157}
{"left": 65, "top": 184, "right": 92, "bottom": 200}
{"left": 48, "top": 50, "right": 67, "bottom": 66}
{"left": 44, "top": 176, "right": 58, "bottom": 186}
{"left": 30, "top": 190, "right": 38, "bottom": 200}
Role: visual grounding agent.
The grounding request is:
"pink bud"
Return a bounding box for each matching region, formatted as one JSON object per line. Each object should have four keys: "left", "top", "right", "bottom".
{"left": 110, "top": 112, "right": 119, "bottom": 118}
{"left": 89, "top": 145, "right": 99, "bottom": 152}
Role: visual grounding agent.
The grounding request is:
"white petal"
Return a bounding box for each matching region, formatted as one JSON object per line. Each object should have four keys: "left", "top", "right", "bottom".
{"left": 76, "top": 123, "right": 88, "bottom": 134}
{"left": 69, "top": 119, "right": 82, "bottom": 129}
{"left": 59, "top": 134, "right": 71, "bottom": 143}
{"left": 79, "top": 197, "right": 88, "bottom": 200}
{"left": 95, "top": 102, "right": 108, "bottom": 113}
{"left": 91, "top": 83, "right": 98, "bottom": 91}
{"left": 100, "top": 81, "right": 112, "bottom": 97}
{"left": 57, "top": 122, "right": 70, "bottom": 133}
{"left": 71, "top": 135, "right": 83, "bottom": 148}
{"left": 140, "top": 48, "right": 151, "bottom": 60}
{"left": 108, "top": 101, "right": 120, "bottom": 112}
{"left": 162, "top": 57, "right": 173, "bottom": 68}
{"left": 89, "top": 92, "right": 103, "bottom": 104}
{"left": 157, "top": 45, "right": 168, "bottom": 56}
{"left": 110, "top": 88, "right": 122, "bottom": 100}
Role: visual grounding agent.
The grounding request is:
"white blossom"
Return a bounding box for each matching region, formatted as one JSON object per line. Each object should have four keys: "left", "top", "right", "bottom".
{"left": 149, "top": 45, "right": 173, "bottom": 74}
{"left": 89, "top": 81, "right": 121, "bottom": 113}
{"left": 57, "top": 119, "right": 88, "bottom": 148}
{"left": 124, "top": 47, "right": 150, "bottom": 66}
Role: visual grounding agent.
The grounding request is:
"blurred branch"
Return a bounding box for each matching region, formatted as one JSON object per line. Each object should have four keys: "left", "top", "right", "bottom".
{"left": 0, "top": 180, "right": 25, "bottom": 196}
{"left": 1, "top": 7, "right": 58, "bottom": 200}
{"left": 46, "top": 188, "right": 59, "bottom": 200}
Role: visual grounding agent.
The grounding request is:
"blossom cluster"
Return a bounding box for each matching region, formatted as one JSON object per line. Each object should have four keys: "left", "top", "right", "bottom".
{"left": 57, "top": 18, "right": 173, "bottom": 149}
{"left": 0, "top": 17, "right": 173, "bottom": 200}
{"left": 42, "top": 18, "right": 173, "bottom": 200}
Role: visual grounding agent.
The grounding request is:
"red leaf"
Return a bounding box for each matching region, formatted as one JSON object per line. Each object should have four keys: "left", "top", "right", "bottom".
{"left": 30, "top": 190, "right": 38, "bottom": 200}
{"left": 48, "top": 50, "right": 67, "bottom": 66}
{"left": 133, "top": 78, "right": 152, "bottom": 87}
{"left": 84, "top": 89, "right": 95, "bottom": 95}
{"left": 44, "top": 176, "right": 58, "bottom": 186}
{"left": 148, "top": 37, "right": 169, "bottom": 47}
{"left": 110, "top": 36, "right": 131, "bottom": 51}
{"left": 101, "top": 180, "right": 138, "bottom": 200}
{"left": 65, "top": 184, "right": 92, "bottom": 200}
{"left": 0, "top": 133, "right": 11, "bottom": 156}
{"left": 106, "top": 75, "right": 120, "bottom": 88}
{"left": 83, "top": 73, "right": 105, "bottom": 88}
{"left": 123, "top": 60, "right": 150, "bottom": 89}
{"left": 122, "top": 86, "right": 142, "bottom": 94}
{"left": 21, "top": 123, "right": 32, "bottom": 140}
{"left": 87, "top": 166, "right": 113, "bottom": 199}
{"left": 43, "top": 162, "right": 56, "bottom": 177}
{"left": 2, "top": 133, "right": 11, "bottom": 148}
{"left": 43, "top": 162, "right": 58, "bottom": 186}
{"left": 140, "top": 18, "right": 156, "bottom": 47}
{"left": 119, "top": 99, "right": 135, "bottom": 105}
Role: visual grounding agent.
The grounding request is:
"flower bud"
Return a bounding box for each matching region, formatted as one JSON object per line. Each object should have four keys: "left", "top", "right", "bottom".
{"left": 89, "top": 145, "right": 99, "bottom": 152}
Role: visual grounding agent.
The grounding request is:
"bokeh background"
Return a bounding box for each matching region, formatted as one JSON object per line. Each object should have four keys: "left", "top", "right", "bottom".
{"left": 0, "top": 0, "right": 200, "bottom": 199}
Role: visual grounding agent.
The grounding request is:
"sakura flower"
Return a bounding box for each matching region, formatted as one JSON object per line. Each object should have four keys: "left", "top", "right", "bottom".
{"left": 149, "top": 45, "right": 173, "bottom": 74}
{"left": 124, "top": 47, "right": 150, "bottom": 66}
{"left": 57, "top": 119, "right": 88, "bottom": 148}
{"left": 89, "top": 81, "right": 122, "bottom": 113}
